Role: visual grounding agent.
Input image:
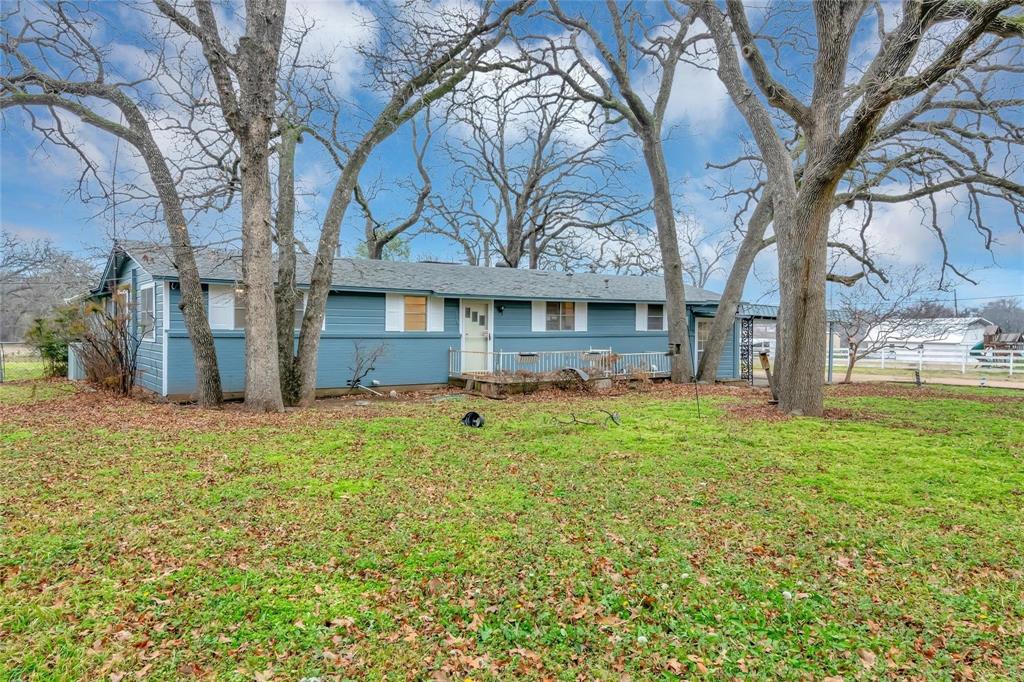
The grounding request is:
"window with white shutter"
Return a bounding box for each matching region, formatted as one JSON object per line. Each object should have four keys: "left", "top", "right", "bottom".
{"left": 208, "top": 285, "right": 234, "bottom": 329}
{"left": 427, "top": 297, "right": 445, "bottom": 332}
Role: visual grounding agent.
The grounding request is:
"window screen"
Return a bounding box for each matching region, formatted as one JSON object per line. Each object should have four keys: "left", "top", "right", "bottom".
{"left": 545, "top": 301, "right": 575, "bottom": 331}
{"left": 140, "top": 287, "right": 155, "bottom": 340}
{"left": 647, "top": 304, "right": 664, "bottom": 331}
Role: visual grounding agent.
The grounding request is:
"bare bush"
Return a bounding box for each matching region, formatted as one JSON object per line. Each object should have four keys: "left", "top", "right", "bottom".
{"left": 346, "top": 341, "right": 388, "bottom": 393}
{"left": 77, "top": 303, "right": 141, "bottom": 396}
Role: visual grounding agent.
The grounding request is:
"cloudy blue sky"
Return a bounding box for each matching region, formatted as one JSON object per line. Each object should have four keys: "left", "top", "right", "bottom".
{"left": 2, "top": 0, "right": 1021, "bottom": 309}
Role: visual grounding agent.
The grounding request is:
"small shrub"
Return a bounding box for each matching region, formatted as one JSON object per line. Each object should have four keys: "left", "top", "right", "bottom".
{"left": 24, "top": 305, "right": 85, "bottom": 377}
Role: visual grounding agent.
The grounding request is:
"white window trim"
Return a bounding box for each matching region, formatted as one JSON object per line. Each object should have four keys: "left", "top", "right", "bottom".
{"left": 427, "top": 296, "right": 445, "bottom": 332}
{"left": 207, "top": 285, "right": 323, "bottom": 333}
{"left": 636, "top": 303, "right": 648, "bottom": 332}
{"left": 574, "top": 301, "right": 587, "bottom": 332}
{"left": 292, "top": 291, "right": 308, "bottom": 331}
{"left": 694, "top": 316, "right": 711, "bottom": 370}
{"left": 139, "top": 282, "right": 156, "bottom": 342}
{"left": 162, "top": 281, "right": 170, "bottom": 396}
{"left": 232, "top": 286, "right": 246, "bottom": 330}
{"left": 531, "top": 300, "right": 545, "bottom": 332}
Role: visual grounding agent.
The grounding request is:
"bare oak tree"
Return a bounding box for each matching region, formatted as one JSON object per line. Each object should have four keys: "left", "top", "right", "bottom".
{"left": 353, "top": 116, "right": 433, "bottom": 260}
{"left": 427, "top": 70, "right": 642, "bottom": 269}
{"left": 1, "top": 0, "right": 226, "bottom": 406}
{"left": 521, "top": 0, "right": 705, "bottom": 382}
{"left": 834, "top": 268, "right": 952, "bottom": 383}
{"left": 0, "top": 232, "right": 96, "bottom": 340}
{"left": 585, "top": 214, "right": 735, "bottom": 287}
{"left": 284, "top": 0, "right": 531, "bottom": 406}
{"left": 155, "top": 0, "right": 288, "bottom": 412}
{"left": 692, "top": 0, "right": 1023, "bottom": 414}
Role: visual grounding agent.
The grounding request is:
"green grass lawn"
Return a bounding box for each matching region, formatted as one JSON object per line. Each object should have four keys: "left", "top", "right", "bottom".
{"left": 2, "top": 381, "right": 1022, "bottom": 680}
{"left": 1, "top": 359, "right": 46, "bottom": 382}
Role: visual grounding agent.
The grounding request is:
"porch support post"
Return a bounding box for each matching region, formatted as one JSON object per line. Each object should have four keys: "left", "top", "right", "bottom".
{"left": 740, "top": 316, "right": 754, "bottom": 386}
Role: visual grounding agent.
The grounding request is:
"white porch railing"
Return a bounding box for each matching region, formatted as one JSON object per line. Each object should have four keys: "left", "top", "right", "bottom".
{"left": 448, "top": 348, "right": 672, "bottom": 378}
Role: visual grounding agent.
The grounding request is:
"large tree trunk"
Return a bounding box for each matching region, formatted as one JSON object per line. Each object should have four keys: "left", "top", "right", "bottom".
{"left": 528, "top": 225, "right": 541, "bottom": 269}
{"left": 294, "top": 144, "right": 372, "bottom": 406}
{"left": 274, "top": 124, "right": 301, "bottom": 404}
{"left": 696, "top": 196, "right": 773, "bottom": 381}
{"left": 136, "top": 132, "right": 223, "bottom": 406}
{"left": 235, "top": 0, "right": 285, "bottom": 412}
{"left": 238, "top": 136, "right": 284, "bottom": 411}
{"left": 163, "top": 202, "right": 223, "bottom": 407}
{"left": 366, "top": 237, "right": 384, "bottom": 260}
{"left": 640, "top": 133, "right": 692, "bottom": 382}
{"left": 773, "top": 192, "right": 831, "bottom": 415}
{"left": 502, "top": 221, "right": 524, "bottom": 268}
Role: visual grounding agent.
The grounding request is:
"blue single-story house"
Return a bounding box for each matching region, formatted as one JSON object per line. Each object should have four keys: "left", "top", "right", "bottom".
{"left": 90, "top": 241, "right": 780, "bottom": 399}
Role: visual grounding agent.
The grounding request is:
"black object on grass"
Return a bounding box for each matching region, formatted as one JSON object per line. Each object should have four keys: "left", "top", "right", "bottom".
{"left": 461, "top": 411, "right": 485, "bottom": 428}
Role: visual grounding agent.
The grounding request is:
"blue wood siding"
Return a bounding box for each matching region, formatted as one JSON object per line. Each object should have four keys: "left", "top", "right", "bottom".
{"left": 692, "top": 314, "right": 740, "bottom": 379}
{"left": 166, "top": 292, "right": 461, "bottom": 395}
{"left": 161, "top": 290, "right": 741, "bottom": 396}
{"left": 493, "top": 300, "right": 672, "bottom": 354}
{"left": 111, "top": 257, "right": 164, "bottom": 394}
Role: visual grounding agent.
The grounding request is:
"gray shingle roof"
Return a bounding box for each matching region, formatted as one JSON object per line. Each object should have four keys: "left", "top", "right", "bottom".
{"left": 116, "top": 241, "right": 722, "bottom": 303}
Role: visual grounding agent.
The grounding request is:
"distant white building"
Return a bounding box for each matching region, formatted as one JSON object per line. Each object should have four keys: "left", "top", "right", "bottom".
{"left": 863, "top": 317, "right": 992, "bottom": 353}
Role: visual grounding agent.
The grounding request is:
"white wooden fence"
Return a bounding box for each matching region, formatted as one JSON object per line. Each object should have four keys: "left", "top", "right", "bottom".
{"left": 830, "top": 346, "right": 1021, "bottom": 376}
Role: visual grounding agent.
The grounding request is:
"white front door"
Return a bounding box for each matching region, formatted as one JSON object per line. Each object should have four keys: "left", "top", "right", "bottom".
{"left": 461, "top": 300, "right": 491, "bottom": 372}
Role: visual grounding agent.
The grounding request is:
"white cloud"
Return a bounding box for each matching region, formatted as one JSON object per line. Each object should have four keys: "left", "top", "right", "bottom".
{"left": 636, "top": 21, "right": 729, "bottom": 133}
{"left": 662, "top": 60, "right": 729, "bottom": 132}
{"left": 830, "top": 185, "right": 962, "bottom": 268}
{"left": 286, "top": 0, "right": 376, "bottom": 96}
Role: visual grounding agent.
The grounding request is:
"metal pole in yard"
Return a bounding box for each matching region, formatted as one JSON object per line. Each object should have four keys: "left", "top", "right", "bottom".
{"left": 1010, "top": 351, "right": 1015, "bottom": 377}
{"left": 962, "top": 346, "right": 967, "bottom": 374}
{"left": 827, "top": 321, "right": 834, "bottom": 384}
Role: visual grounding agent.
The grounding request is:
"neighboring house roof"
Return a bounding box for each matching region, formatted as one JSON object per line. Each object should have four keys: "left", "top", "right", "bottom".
{"left": 863, "top": 317, "right": 993, "bottom": 345}
{"left": 103, "top": 241, "right": 725, "bottom": 304}
{"left": 992, "top": 332, "right": 1024, "bottom": 344}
